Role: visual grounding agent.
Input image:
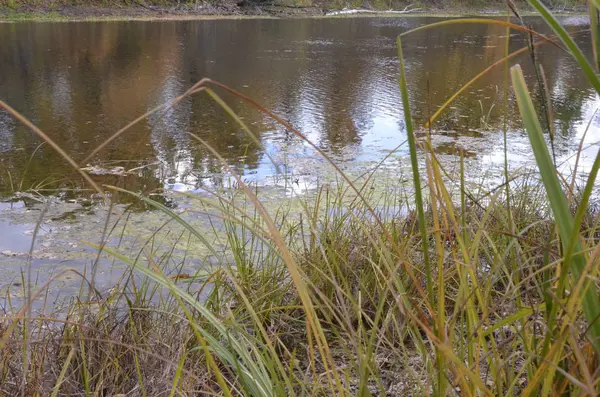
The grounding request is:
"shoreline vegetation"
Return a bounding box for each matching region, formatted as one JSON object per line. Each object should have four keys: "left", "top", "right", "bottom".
{"left": 3, "top": 1, "right": 600, "bottom": 396}
{"left": 0, "top": 0, "right": 589, "bottom": 21}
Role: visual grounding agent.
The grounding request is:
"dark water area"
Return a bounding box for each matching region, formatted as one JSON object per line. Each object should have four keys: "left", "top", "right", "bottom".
{"left": 0, "top": 16, "right": 598, "bottom": 199}
{"left": 1, "top": 16, "right": 600, "bottom": 299}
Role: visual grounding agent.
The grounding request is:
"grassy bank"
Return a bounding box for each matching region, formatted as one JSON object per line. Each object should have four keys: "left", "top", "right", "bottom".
{"left": 3, "top": 1, "right": 600, "bottom": 396}
{"left": 0, "top": 0, "right": 589, "bottom": 21}
{"left": 2, "top": 177, "right": 599, "bottom": 395}
{"left": 0, "top": 9, "right": 589, "bottom": 23}
{"left": 0, "top": 10, "right": 271, "bottom": 21}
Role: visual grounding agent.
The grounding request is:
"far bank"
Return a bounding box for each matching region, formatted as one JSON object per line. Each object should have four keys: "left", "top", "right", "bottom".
{"left": 0, "top": 0, "right": 588, "bottom": 22}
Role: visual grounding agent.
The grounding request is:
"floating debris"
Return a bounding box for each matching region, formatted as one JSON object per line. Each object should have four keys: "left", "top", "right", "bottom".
{"left": 81, "top": 164, "right": 128, "bottom": 176}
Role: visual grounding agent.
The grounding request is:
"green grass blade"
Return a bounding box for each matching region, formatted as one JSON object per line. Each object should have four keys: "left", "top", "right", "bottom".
{"left": 51, "top": 346, "right": 76, "bottom": 397}
{"left": 397, "top": 37, "right": 432, "bottom": 298}
{"left": 510, "top": 64, "right": 600, "bottom": 351}
{"left": 481, "top": 303, "right": 546, "bottom": 338}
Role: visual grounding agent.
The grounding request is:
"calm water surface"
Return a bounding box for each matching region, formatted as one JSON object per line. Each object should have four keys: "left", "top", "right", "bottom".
{"left": 1, "top": 16, "right": 599, "bottom": 298}
{"left": 1, "top": 16, "right": 599, "bottom": 194}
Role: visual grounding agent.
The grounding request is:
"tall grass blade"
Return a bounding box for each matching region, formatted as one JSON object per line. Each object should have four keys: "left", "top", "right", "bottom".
{"left": 396, "top": 37, "right": 432, "bottom": 298}
{"left": 510, "top": 64, "right": 600, "bottom": 351}
{"left": 50, "top": 346, "right": 75, "bottom": 397}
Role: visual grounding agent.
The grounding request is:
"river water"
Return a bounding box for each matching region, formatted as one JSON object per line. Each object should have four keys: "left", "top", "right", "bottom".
{"left": 0, "top": 16, "right": 599, "bottom": 301}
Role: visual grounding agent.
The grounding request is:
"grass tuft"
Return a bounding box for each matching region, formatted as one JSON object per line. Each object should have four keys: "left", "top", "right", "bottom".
{"left": 3, "top": 5, "right": 600, "bottom": 395}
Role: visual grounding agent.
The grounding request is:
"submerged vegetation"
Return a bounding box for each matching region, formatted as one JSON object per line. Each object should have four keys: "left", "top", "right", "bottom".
{"left": 3, "top": 1, "right": 600, "bottom": 396}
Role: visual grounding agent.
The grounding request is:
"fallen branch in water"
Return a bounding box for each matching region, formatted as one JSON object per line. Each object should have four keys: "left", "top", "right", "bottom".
{"left": 325, "top": 4, "right": 420, "bottom": 15}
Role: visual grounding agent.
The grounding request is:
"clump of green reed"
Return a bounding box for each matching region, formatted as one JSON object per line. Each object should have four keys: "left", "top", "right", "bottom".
{"left": 395, "top": 0, "right": 600, "bottom": 394}
{"left": 5, "top": 171, "right": 599, "bottom": 395}
{"left": 2, "top": 175, "right": 584, "bottom": 396}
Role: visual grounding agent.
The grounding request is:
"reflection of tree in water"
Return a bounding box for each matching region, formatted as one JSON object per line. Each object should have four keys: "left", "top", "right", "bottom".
{"left": 149, "top": 94, "right": 268, "bottom": 190}
{"left": 1, "top": 17, "right": 599, "bottom": 199}
{"left": 544, "top": 53, "right": 597, "bottom": 138}
{"left": 404, "top": 21, "right": 597, "bottom": 138}
{"left": 0, "top": 22, "right": 166, "bottom": 194}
